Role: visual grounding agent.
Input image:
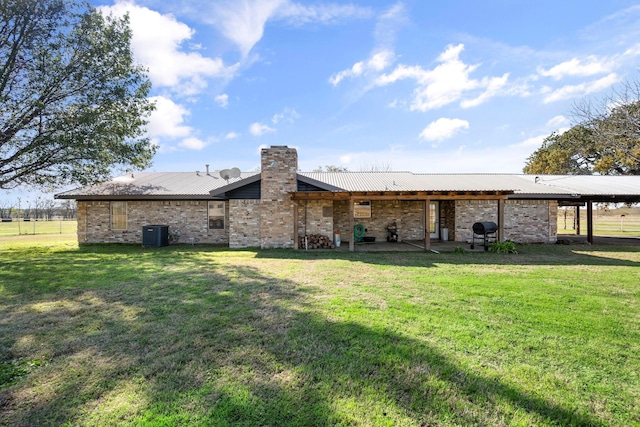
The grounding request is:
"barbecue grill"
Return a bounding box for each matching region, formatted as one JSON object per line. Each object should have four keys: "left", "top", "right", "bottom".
{"left": 470, "top": 221, "right": 497, "bottom": 251}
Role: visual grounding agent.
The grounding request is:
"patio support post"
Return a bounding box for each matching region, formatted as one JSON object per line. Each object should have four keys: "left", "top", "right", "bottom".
{"left": 587, "top": 200, "right": 594, "bottom": 244}
{"left": 424, "top": 198, "right": 431, "bottom": 251}
{"left": 293, "top": 201, "right": 299, "bottom": 250}
{"left": 349, "top": 196, "right": 355, "bottom": 252}
{"left": 575, "top": 205, "right": 581, "bottom": 235}
{"left": 498, "top": 199, "right": 505, "bottom": 242}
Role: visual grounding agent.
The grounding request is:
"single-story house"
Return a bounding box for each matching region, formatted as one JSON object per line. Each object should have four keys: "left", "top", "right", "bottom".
{"left": 56, "top": 145, "right": 640, "bottom": 249}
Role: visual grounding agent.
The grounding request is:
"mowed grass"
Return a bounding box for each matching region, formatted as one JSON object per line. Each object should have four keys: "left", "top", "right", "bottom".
{"left": 0, "top": 236, "right": 639, "bottom": 426}
{"left": 0, "top": 220, "right": 77, "bottom": 237}
{"left": 558, "top": 209, "right": 640, "bottom": 237}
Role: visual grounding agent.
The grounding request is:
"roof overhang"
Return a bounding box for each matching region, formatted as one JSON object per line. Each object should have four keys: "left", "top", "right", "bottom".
{"left": 512, "top": 193, "right": 640, "bottom": 204}
{"left": 291, "top": 190, "right": 513, "bottom": 201}
{"left": 55, "top": 194, "right": 222, "bottom": 201}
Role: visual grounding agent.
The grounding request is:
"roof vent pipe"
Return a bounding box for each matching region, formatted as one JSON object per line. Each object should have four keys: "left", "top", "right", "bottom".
{"left": 206, "top": 164, "right": 210, "bottom": 175}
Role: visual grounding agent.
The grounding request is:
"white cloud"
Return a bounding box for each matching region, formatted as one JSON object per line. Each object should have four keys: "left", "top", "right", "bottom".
{"left": 225, "top": 132, "right": 240, "bottom": 139}
{"left": 330, "top": 50, "right": 395, "bottom": 86}
{"left": 208, "top": 0, "right": 371, "bottom": 57}
{"left": 419, "top": 118, "right": 469, "bottom": 145}
{"left": 99, "top": 1, "right": 237, "bottom": 95}
{"left": 375, "top": 44, "right": 506, "bottom": 111}
{"left": 215, "top": 94, "right": 229, "bottom": 107}
{"left": 510, "top": 134, "right": 547, "bottom": 148}
{"left": 547, "top": 115, "right": 570, "bottom": 129}
{"left": 328, "top": 3, "right": 403, "bottom": 86}
{"left": 543, "top": 72, "right": 619, "bottom": 103}
{"left": 249, "top": 122, "right": 276, "bottom": 136}
{"left": 339, "top": 154, "right": 352, "bottom": 164}
{"left": 374, "top": 2, "right": 407, "bottom": 49}
{"left": 275, "top": 2, "right": 373, "bottom": 26}
{"left": 147, "top": 96, "right": 192, "bottom": 138}
{"left": 210, "top": 0, "right": 285, "bottom": 58}
{"left": 272, "top": 108, "right": 300, "bottom": 124}
{"left": 538, "top": 56, "right": 613, "bottom": 80}
{"left": 179, "top": 137, "right": 207, "bottom": 150}
{"left": 460, "top": 74, "right": 510, "bottom": 108}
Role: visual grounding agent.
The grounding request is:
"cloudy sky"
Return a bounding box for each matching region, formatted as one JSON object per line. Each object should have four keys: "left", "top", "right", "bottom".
{"left": 5, "top": 0, "right": 640, "bottom": 203}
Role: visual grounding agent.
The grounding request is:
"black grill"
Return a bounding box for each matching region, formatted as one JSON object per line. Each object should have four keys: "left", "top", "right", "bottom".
{"left": 472, "top": 221, "right": 498, "bottom": 235}
{"left": 471, "top": 221, "right": 498, "bottom": 251}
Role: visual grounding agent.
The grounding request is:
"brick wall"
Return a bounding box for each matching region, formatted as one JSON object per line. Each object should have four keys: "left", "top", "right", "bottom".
{"left": 440, "top": 201, "right": 455, "bottom": 241}
{"left": 505, "top": 199, "right": 557, "bottom": 243}
{"left": 260, "top": 146, "right": 298, "bottom": 248}
{"left": 333, "top": 200, "right": 426, "bottom": 242}
{"left": 77, "top": 200, "right": 228, "bottom": 244}
{"left": 455, "top": 200, "right": 499, "bottom": 243}
{"left": 229, "top": 199, "right": 261, "bottom": 248}
{"left": 454, "top": 199, "right": 558, "bottom": 243}
{"left": 297, "top": 200, "right": 334, "bottom": 237}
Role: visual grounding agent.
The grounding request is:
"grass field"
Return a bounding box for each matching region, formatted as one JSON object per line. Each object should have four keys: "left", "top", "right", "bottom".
{"left": 0, "top": 220, "right": 77, "bottom": 237}
{"left": 558, "top": 207, "right": 640, "bottom": 237}
{"left": 1, "top": 235, "right": 639, "bottom": 426}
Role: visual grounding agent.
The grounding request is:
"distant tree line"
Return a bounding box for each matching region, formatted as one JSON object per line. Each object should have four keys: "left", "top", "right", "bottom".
{"left": 0, "top": 199, "right": 76, "bottom": 220}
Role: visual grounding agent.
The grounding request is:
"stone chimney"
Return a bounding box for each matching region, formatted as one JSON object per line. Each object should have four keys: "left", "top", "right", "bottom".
{"left": 260, "top": 146, "right": 298, "bottom": 248}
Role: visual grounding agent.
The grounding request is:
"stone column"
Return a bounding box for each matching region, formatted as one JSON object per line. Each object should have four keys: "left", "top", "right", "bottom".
{"left": 260, "top": 146, "right": 298, "bottom": 248}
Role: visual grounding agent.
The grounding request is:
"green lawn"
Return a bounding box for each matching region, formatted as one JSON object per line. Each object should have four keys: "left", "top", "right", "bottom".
{"left": 1, "top": 235, "right": 639, "bottom": 426}
{"left": 0, "top": 220, "right": 77, "bottom": 237}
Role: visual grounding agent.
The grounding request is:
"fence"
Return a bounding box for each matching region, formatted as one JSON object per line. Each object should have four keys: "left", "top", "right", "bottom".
{"left": 0, "top": 219, "right": 77, "bottom": 237}
{"left": 557, "top": 209, "right": 640, "bottom": 237}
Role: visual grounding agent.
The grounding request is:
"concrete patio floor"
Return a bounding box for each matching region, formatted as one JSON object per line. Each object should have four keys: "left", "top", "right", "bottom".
{"left": 327, "top": 234, "right": 640, "bottom": 252}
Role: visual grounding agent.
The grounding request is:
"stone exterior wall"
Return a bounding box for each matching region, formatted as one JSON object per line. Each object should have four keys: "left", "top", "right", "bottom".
{"left": 260, "top": 146, "right": 298, "bottom": 248}
{"left": 76, "top": 200, "right": 228, "bottom": 244}
{"left": 504, "top": 199, "right": 557, "bottom": 243}
{"left": 455, "top": 200, "right": 499, "bottom": 243}
{"left": 228, "top": 199, "right": 261, "bottom": 248}
{"left": 297, "top": 200, "right": 334, "bottom": 238}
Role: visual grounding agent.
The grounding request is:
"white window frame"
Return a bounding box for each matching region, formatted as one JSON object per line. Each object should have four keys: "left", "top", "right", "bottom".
{"left": 208, "top": 201, "right": 225, "bottom": 229}
{"left": 110, "top": 201, "right": 127, "bottom": 230}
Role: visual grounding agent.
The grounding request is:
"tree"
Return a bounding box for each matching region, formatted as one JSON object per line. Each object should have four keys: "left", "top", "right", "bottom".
{"left": 523, "top": 127, "right": 594, "bottom": 175}
{"left": 0, "top": 0, "right": 156, "bottom": 190}
{"left": 524, "top": 80, "right": 640, "bottom": 175}
{"left": 313, "top": 165, "right": 349, "bottom": 172}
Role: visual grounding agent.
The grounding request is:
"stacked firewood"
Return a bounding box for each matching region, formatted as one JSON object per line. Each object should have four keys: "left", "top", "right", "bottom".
{"left": 299, "top": 234, "right": 335, "bottom": 249}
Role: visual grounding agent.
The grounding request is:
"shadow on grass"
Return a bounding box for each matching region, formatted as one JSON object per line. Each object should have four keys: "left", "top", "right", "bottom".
{"left": 0, "top": 245, "right": 611, "bottom": 426}
{"left": 255, "top": 243, "right": 640, "bottom": 268}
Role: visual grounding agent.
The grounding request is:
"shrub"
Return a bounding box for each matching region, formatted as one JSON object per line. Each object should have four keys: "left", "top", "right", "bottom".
{"left": 489, "top": 240, "right": 518, "bottom": 254}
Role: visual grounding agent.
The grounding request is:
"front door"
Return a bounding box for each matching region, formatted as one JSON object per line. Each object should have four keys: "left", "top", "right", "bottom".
{"left": 429, "top": 202, "right": 439, "bottom": 239}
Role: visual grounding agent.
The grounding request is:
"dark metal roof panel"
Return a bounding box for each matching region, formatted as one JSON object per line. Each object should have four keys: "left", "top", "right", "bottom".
{"left": 55, "top": 171, "right": 259, "bottom": 199}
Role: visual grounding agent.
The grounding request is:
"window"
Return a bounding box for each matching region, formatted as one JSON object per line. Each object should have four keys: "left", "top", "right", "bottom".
{"left": 208, "top": 201, "right": 225, "bottom": 229}
{"left": 111, "top": 201, "right": 127, "bottom": 230}
{"left": 353, "top": 200, "right": 371, "bottom": 218}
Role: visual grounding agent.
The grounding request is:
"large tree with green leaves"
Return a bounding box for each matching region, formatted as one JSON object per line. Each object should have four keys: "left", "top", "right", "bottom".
{"left": 524, "top": 81, "right": 640, "bottom": 175}
{"left": 0, "top": 0, "right": 155, "bottom": 190}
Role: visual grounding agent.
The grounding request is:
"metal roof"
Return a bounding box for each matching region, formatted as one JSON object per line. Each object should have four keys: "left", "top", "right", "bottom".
{"left": 55, "top": 171, "right": 259, "bottom": 200}
{"left": 299, "top": 172, "right": 521, "bottom": 192}
{"left": 298, "top": 172, "right": 640, "bottom": 199}
{"left": 516, "top": 174, "right": 640, "bottom": 196}
{"left": 55, "top": 171, "right": 640, "bottom": 201}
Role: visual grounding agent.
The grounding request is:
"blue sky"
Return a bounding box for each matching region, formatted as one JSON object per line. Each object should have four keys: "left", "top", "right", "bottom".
{"left": 4, "top": 0, "right": 640, "bottom": 205}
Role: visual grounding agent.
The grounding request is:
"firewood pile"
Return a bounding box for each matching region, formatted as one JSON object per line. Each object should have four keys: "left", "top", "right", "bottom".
{"left": 299, "top": 234, "right": 335, "bottom": 249}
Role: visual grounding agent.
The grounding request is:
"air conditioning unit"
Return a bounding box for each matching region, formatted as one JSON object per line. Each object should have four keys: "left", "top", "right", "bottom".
{"left": 142, "top": 225, "right": 169, "bottom": 247}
